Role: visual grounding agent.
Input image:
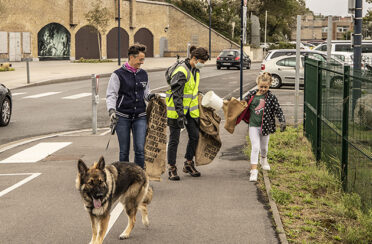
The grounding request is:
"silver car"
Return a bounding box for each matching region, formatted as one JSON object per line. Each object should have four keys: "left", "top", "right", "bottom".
{"left": 261, "top": 55, "right": 344, "bottom": 88}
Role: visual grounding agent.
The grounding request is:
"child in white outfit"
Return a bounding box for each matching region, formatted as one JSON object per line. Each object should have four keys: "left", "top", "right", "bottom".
{"left": 243, "top": 73, "right": 286, "bottom": 182}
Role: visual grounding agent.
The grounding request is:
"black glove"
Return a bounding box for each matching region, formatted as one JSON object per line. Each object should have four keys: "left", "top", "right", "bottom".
{"left": 280, "top": 122, "right": 286, "bottom": 132}
{"left": 109, "top": 109, "right": 118, "bottom": 134}
{"left": 177, "top": 116, "right": 186, "bottom": 129}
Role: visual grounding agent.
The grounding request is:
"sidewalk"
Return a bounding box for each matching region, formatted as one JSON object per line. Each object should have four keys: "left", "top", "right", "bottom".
{"left": 0, "top": 57, "right": 217, "bottom": 90}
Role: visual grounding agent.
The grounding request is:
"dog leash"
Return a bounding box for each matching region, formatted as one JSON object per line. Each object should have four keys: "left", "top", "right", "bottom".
{"left": 105, "top": 119, "right": 117, "bottom": 151}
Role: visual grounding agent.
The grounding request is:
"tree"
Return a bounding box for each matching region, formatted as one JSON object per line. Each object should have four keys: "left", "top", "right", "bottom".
{"left": 85, "top": 0, "right": 111, "bottom": 60}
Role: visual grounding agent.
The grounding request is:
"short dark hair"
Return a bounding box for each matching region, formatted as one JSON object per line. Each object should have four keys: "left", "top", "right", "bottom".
{"left": 190, "top": 46, "right": 209, "bottom": 61}
{"left": 128, "top": 43, "right": 147, "bottom": 57}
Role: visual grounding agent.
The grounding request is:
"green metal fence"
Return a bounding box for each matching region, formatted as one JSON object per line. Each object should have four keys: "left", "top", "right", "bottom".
{"left": 304, "top": 57, "right": 372, "bottom": 208}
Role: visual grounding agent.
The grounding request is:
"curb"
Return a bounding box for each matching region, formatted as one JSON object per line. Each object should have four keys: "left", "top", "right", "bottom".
{"left": 262, "top": 170, "right": 288, "bottom": 244}
{"left": 12, "top": 64, "right": 217, "bottom": 90}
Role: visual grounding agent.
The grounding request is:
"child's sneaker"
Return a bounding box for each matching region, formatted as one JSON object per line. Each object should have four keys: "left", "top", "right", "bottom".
{"left": 249, "top": 169, "right": 258, "bottom": 182}
{"left": 260, "top": 157, "right": 270, "bottom": 171}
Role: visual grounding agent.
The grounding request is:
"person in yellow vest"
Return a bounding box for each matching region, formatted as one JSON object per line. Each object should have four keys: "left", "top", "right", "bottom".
{"left": 165, "top": 46, "right": 209, "bottom": 181}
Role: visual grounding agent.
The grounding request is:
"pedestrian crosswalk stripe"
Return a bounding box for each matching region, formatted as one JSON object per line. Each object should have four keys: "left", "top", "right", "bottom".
{"left": 62, "top": 93, "right": 91, "bottom": 99}
{"left": 0, "top": 142, "right": 72, "bottom": 163}
{"left": 104, "top": 203, "right": 124, "bottom": 239}
{"left": 11, "top": 92, "right": 26, "bottom": 96}
{"left": 23, "top": 92, "right": 61, "bottom": 99}
{"left": 0, "top": 173, "right": 41, "bottom": 198}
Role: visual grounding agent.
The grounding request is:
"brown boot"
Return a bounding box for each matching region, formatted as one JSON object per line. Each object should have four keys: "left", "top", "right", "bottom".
{"left": 183, "top": 161, "right": 201, "bottom": 177}
{"left": 168, "top": 165, "right": 180, "bottom": 181}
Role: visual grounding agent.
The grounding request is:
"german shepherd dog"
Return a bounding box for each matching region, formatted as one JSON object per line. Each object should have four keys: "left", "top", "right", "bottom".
{"left": 76, "top": 156, "right": 153, "bottom": 244}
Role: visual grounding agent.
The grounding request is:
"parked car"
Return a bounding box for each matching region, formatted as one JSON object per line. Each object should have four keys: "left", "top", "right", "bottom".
{"left": 0, "top": 83, "right": 12, "bottom": 126}
{"left": 313, "top": 40, "right": 372, "bottom": 60}
{"left": 264, "top": 49, "right": 330, "bottom": 62}
{"left": 261, "top": 55, "right": 343, "bottom": 89}
{"left": 216, "top": 49, "right": 251, "bottom": 70}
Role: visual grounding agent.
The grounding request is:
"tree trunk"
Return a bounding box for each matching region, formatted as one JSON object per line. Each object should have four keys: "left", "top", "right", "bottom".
{"left": 97, "top": 32, "right": 101, "bottom": 60}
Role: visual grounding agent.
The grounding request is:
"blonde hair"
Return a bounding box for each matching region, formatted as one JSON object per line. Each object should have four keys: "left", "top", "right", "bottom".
{"left": 256, "top": 72, "right": 272, "bottom": 85}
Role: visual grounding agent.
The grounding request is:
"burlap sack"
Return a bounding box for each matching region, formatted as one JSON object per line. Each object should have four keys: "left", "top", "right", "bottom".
{"left": 195, "top": 95, "right": 222, "bottom": 166}
{"left": 144, "top": 97, "right": 167, "bottom": 181}
{"left": 222, "top": 98, "right": 247, "bottom": 134}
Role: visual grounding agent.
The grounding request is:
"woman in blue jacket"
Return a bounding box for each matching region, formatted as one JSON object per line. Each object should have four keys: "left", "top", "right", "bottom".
{"left": 106, "top": 44, "right": 156, "bottom": 169}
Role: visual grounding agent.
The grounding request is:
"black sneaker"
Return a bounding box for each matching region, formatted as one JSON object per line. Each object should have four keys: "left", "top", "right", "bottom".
{"left": 183, "top": 161, "right": 201, "bottom": 177}
{"left": 168, "top": 165, "right": 180, "bottom": 181}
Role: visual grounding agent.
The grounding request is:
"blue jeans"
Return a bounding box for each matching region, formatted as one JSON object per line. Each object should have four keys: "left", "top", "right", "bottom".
{"left": 115, "top": 116, "right": 147, "bottom": 168}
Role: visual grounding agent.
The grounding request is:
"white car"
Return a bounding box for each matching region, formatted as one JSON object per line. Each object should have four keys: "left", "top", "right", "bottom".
{"left": 261, "top": 55, "right": 344, "bottom": 88}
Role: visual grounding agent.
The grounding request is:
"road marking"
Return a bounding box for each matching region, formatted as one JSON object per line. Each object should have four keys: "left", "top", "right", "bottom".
{"left": 104, "top": 203, "right": 124, "bottom": 239}
{"left": 0, "top": 142, "right": 72, "bottom": 163}
{"left": 23, "top": 92, "right": 61, "bottom": 98}
{"left": 0, "top": 173, "right": 41, "bottom": 197}
{"left": 100, "top": 129, "right": 111, "bottom": 136}
{"left": 11, "top": 92, "right": 26, "bottom": 96}
{"left": 62, "top": 93, "right": 91, "bottom": 99}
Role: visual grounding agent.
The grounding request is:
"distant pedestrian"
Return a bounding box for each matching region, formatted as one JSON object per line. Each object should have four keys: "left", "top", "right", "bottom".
{"left": 244, "top": 72, "right": 286, "bottom": 182}
{"left": 165, "top": 46, "right": 209, "bottom": 180}
{"left": 106, "top": 43, "right": 157, "bottom": 169}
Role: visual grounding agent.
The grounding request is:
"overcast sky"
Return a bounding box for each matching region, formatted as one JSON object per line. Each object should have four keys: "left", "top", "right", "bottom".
{"left": 306, "top": 0, "right": 372, "bottom": 16}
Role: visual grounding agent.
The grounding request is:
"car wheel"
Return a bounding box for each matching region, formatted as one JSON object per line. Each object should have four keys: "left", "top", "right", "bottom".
{"left": 217, "top": 65, "right": 221, "bottom": 70}
{"left": 331, "top": 76, "right": 343, "bottom": 88}
{"left": 270, "top": 74, "right": 282, "bottom": 89}
{"left": 227, "top": 66, "right": 230, "bottom": 70}
{"left": 0, "top": 97, "right": 11, "bottom": 126}
{"left": 246, "top": 63, "right": 251, "bottom": 69}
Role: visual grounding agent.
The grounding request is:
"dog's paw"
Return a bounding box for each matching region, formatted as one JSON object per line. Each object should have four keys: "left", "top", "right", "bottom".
{"left": 119, "top": 233, "right": 130, "bottom": 239}
{"left": 142, "top": 217, "right": 149, "bottom": 227}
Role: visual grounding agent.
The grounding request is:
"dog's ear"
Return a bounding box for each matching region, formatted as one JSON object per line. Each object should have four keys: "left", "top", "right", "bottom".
{"left": 78, "top": 159, "right": 88, "bottom": 175}
{"left": 97, "top": 156, "right": 105, "bottom": 170}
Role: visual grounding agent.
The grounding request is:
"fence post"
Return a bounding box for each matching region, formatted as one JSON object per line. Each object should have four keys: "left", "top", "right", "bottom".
{"left": 316, "top": 60, "right": 322, "bottom": 162}
{"left": 92, "top": 74, "right": 99, "bottom": 134}
{"left": 303, "top": 56, "right": 307, "bottom": 133}
{"left": 341, "top": 65, "right": 350, "bottom": 191}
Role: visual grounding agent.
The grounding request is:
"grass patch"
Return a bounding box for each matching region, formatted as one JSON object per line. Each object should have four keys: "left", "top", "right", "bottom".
{"left": 73, "top": 58, "right": 113, "bottom": 63}
{"left": 0, "top": 67, "right": 15, "bottom": 72}
{"left": 245, "top": 126, "right": 372, "bottom": 243}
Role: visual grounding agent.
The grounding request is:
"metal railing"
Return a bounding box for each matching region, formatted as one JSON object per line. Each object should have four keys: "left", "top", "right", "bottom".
{"left": 304, "top": 57, "right": 372, "bottom": 208}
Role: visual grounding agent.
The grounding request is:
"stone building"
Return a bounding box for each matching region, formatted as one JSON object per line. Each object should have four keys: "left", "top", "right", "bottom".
{"left": 291, "top": 13, "right": 353, "bottom": 41}
{"left": 0, "top": 0, "right": 238, "bottom": 61}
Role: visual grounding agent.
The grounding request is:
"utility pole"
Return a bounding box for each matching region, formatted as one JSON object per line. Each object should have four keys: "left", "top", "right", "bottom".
{"left": 352, "top": 0, "right": 362, "bottom": 114}
{"left": 118, "top": 0, "right": 121, "bottom": 66}
{"left": 264, "top": 10, "right": 267, "bottom": 48}
{"left": 208, "top": 0, "right": 211, "bottom": 60}
{"left": 240, "top": 0, "right": 246, "bottom": 100}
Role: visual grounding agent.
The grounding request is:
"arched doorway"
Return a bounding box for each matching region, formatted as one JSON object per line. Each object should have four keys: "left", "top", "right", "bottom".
{"left": 75, "top": 25, "right": 101, "bottom": 59}
{"left": 134, "top": 28, "right": 153, "bottom": 57}
{"left": 38, "top": 23, "right": 70, "bottom": 60}
{"left": 106, "top": 27, "right": 129, "bottom": 59}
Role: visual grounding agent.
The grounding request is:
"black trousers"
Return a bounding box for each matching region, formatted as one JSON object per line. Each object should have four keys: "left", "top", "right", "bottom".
{"left": 167, "top": 113, "right": 199, "bottom": 166}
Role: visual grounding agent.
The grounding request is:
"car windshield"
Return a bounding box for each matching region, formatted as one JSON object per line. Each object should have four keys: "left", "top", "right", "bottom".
{"left": 219, "top": 50, "right": 239, "bottom": 56}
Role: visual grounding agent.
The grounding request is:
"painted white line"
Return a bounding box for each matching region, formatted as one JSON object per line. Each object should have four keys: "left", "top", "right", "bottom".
{"left": 23, "top": 92, "right": 61, "bottom": 98}
{"left": 11, "top": 92, "right": 26, "bottom": 96}
{"left": 0, "top": 142, "right": 72, "bottom": 163}
{"left": 151, "top": 85, "right": 170, "bottom": 91}
{"left": 62, "top": 93, "right": 91, "bottom": 99}
{"left": 100, "top": 129, "right": 111, "bottom": 136}
{"left": 104, "top": 203, "right": 124, "bottom": 239}
{"left": 0, "top": 173, "right": 41, "bottom": 197}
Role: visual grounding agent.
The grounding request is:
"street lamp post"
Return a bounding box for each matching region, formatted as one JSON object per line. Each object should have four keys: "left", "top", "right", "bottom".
{"left": 208, "top": 0, "right": 211, "bottom": 60}
{"left": 117, "top": 0, "right": 121, "bottom": 66}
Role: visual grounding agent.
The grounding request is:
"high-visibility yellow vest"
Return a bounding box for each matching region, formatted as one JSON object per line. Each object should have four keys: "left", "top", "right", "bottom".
{"left": 166, "top": 64, "right": 200, "bottom": 119}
